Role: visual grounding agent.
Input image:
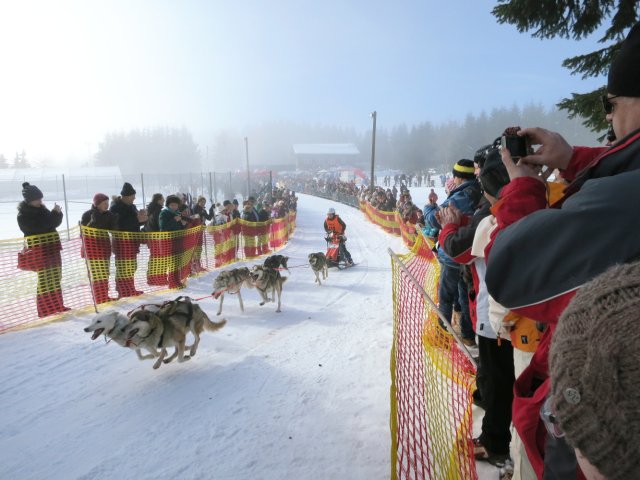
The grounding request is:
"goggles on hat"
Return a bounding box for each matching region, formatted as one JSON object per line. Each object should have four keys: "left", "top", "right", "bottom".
{"left": 540, "top": 396, "right": 565, "bottom": 439}
{"left": 601, "top": 94, "right": 621, "bottom": 115}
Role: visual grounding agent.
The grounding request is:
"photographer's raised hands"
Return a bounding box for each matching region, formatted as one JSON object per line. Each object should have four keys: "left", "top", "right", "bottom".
{"left": 518, "top": 127, "right": 573, "bottom": 171}
{"left": 501, "top": 147, "right": 549, "bottom": 183}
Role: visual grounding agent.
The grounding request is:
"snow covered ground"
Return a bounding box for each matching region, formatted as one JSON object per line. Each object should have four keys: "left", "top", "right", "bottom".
{"left": 0, "top": 190, "right": 496, "bottom": 480}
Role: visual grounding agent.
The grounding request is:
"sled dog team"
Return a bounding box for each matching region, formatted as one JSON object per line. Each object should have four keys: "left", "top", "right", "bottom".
{"left": 84, "top": 253, "right": 342, "bottom": 369}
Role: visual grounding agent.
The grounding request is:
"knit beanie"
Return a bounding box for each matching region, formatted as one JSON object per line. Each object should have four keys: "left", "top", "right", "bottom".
{"left": 452, "top": 159, "right": 475, "bottom": 180}
{"left": 93, "top": 193, "right": 109, "bottom": 207}
{"left": 550, "top": 261, "right": 640, "bottom": 480}
{"left": 21, "top": 182, "right": 43, "bottom": 202}
{"left": 479, "top": 148, "right": 510, "bottom": 198}
{"left": 607, "top": 22, "right": 640, "bottom": 97}
{"left": 165, "top": 195, "right": 181, "bottom": 207}
{"left": 120, "top": 182, "right": 136, "bottom": 196}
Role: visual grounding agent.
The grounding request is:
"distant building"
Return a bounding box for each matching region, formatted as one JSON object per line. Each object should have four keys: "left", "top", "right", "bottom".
{"left": 292, "top": 143, "right": 361, "bottom": 171}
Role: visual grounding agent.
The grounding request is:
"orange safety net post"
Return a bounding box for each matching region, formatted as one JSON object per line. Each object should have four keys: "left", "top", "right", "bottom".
{"left": 389, "top": 235, "right": 477, "bottom": 480}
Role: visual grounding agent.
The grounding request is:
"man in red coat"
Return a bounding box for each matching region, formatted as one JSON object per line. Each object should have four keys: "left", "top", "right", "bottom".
{"left": 485, "top": 23, "right": 640, "bottom": 479}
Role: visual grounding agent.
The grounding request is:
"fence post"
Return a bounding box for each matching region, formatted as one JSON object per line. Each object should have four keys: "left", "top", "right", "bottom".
{"left": 140, "top": 173, "right": 146, "bottom": 207}
{"left": 213, "top": 172, "right": 218, "bottom": 203}
{"left": 62, "top": 174, "right": 70, "bottom": 240}
{"left": 79, "top": 222, "right": 99, "bottom": 313}
{"left": 209, "top": 172, "right": 214, "bottom": 203}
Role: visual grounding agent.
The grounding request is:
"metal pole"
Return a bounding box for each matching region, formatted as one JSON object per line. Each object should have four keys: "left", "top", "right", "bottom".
{"left": 140, "top": 173, "right": 146, "bottom": 207}
{"left": 229, "top": 171, "right": 232, "bottom": 198}
{"left": 269, "top": 170, "right": 273, "bottom": 191}
{"left": 62, "top": 174, "right": 70, "bottom": 240}
{"left": 244, "top": 137, "right": 250, "bottom": 198}
{"left": 79, "top": 221, "right": 99, "bottom": 313}
{"left": 387, "top": 247, "right": 477, "bottom": 368}
{"left": 209, "top": 172, "right": 213, "bottom": 203}
{"left": 213, "top": 172, "right": 218, "bottom": 203}
{"left": 370, "top": 110, "right": 377, "bottom": 192}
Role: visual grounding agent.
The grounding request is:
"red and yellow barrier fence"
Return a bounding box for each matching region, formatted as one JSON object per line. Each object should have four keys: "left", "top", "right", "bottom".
{"left": 390, "top": 234, "right": 477, "bottom": 479}
{"left": 359, "top": 200, "right": 421, "bottom": 249}
{"left": 0, "top": 212, "right": 296, "bottom": 334}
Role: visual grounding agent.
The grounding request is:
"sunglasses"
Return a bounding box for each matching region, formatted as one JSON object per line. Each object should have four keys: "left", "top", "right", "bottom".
{"left": 601, "top": 94, "right": 620, "bottom": 114}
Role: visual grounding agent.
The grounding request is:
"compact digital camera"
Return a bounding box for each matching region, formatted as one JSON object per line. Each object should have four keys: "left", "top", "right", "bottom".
{"left": 501, "top": 134, "right": 530, "bottom": 160}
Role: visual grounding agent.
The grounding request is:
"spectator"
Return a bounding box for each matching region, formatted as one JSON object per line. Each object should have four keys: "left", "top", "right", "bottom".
{"left": 428, "top": 188, "right": 438, "bottom": 205}
{"left": 424, "top": 159, "right": 481, "bottom": 347}
{"left": 81, "top": 193, "right": 118, "bottom": 303}
{"left": 241, "top": 201, "right": 259, "bottom": 222}
{"left": 192, "top": 196, "right": 212, "bottom": 224}
{"left": 109, "top": 182, "right": 147, "bottom": 297}
{"left": 550, "top": 261, "right": 640, "bottom": 480}
{"left": 159, "top": 195, "right": 187, "bottom": 288}
{"left": 484, "top": 22, "right": 640, "bottom": 478}
{"left": 230, "top": 199, "right": 240, "bottom": 219}
{"left": 440, "top": 147, "right": 515, "bottom": 467}
{"left": 17, "top": 182, "right": 69, "bottom": 317}
{"left": 144, "top": 193, "right": 164, "bottom": 232}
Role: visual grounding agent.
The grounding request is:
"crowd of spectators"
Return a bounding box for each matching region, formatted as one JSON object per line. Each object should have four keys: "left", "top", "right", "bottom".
{"left": 419, "top": 24, "right": 640, "bottom": 480}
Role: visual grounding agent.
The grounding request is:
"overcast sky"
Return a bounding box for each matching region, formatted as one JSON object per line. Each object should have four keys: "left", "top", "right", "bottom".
{"left": 0, "top": 0, "right": 609, "bottom": 164}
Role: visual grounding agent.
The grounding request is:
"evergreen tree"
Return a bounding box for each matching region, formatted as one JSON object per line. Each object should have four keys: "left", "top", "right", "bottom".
{"left": 0, "top": 154, "right": 8, "bottom": 168}
{"left": 492, "top": 0, "right": 639, "bottom": 133}
{"left": 13, "top": 150, "right": 30, "bottom": 168}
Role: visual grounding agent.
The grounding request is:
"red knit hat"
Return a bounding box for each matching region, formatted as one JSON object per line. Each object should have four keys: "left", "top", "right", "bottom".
{"left": 93, "top": 193, "right": 109, "bottom": 207}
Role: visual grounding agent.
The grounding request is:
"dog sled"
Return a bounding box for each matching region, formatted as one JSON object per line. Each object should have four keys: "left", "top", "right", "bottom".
{"left": 325, "top": 232, "right": 354, "bottom": 269}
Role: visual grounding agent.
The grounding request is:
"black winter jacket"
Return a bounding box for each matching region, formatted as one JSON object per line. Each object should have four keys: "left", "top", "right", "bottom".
{"left": 17, "top": 202, "right": 63, "bottom": 237}
{"left": 109, "top": 198, "right": 143, "bottom": 232}
{"left": 145, "top": 202, "right": 162, "bottom": 232}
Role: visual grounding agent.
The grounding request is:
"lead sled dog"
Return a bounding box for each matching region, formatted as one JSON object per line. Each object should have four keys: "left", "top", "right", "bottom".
{"left": 123, "top": 297, "right": 226, "bottom": 369}
{"left": 251, "top": 265, "right": 287, "bottom": 313}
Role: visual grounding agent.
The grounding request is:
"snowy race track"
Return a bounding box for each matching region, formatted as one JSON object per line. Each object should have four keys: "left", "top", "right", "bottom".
{"left": 0, "top": 193, "right": 409, "bottom": 480}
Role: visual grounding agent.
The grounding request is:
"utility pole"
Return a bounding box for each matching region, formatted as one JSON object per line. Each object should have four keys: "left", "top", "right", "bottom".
{"left": 245, "top": 137, "right": 250, "bottom": 198}
{"left": 370, "top": 110, "right": 377, "bottom": 192}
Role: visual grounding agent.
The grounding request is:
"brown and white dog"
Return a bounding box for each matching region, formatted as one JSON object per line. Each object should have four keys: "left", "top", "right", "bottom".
{"left": 308, "top": 252, "right": 328, "bottom": 285}
{"left": 212, "top": 267, "right": 254, "bottom": 316}
{"left": 250, "top": 265, "right": 287, "bottom": 313}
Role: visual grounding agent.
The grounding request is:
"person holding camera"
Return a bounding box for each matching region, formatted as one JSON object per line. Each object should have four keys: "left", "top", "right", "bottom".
{"left": 17, "top": 182, "right": 69, "bottom": 317}
{"left": 484, "top": 22, "right": 640, "bottom": 479}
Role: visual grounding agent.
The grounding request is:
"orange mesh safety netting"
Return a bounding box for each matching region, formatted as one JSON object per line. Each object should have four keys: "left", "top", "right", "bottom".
{"left": 389, "top": 234, "right": 477, "bottom": 480}
{"left": 0, "top": 212, "right": 296, "bottom": 334}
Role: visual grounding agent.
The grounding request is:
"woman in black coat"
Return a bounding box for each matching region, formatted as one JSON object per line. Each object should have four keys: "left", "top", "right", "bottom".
{"left": 17, "top": 182, "right": 69, "bottom": 317}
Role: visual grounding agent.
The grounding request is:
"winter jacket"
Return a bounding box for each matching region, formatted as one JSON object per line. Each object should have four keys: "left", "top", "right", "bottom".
{"left": 159, "top": 207, "right": 186, "bottom": 232}
{"left": 324, "top": 215, "right": 346, "bottom": 234}
{"left": 109, "top": 198, "right": 143, "bottom": 232}
{"left": 483, "top": 127, "right": 640, "bottom": 479}
{"left": 17, "top": 202, "right": 63, "bottom": 238}
{"left": 192, "top": 204, "right": 212, "bottom": 223}
{"left": 17, "top": 201, "right": 64, "bottom": 253}
{"left": 81, "top": 207, "right": 118, "bottom": 230}
{"left": 145, "top": 202, "right": 162, "bottom": 232}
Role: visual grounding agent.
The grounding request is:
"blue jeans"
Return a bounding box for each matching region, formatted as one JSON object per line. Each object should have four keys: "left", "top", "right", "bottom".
{"left": 438, "top": 262, "right": 474, "bottom": 341}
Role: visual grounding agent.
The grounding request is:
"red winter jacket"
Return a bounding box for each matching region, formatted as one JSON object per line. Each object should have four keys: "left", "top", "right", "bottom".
{"left": 484, "top": 128, "right": 640, "bottom": 479}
